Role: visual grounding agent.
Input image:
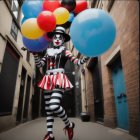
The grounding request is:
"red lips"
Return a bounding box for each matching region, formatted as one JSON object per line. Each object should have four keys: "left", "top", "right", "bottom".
{"left": 55, "top": 41, "right": 60, "bottom": 45}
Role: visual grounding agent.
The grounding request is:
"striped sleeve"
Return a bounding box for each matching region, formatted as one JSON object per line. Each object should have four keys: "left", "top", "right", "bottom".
{"left": 65, "top": 49, "right": 89, "bottom": 66}
{"left": 33, "top": 53, "right": 47, "bottom": 68}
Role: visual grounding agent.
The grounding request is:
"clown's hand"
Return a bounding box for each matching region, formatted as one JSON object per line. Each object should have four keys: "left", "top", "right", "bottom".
{"left": 77, "top": 56, "right": 90, "bottom": 66}
{"left": 82, "top": 56, "right": 90, "bottom": 62}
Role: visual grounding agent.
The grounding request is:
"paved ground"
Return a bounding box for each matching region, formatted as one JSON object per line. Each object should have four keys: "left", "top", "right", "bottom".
{"left": 0, "top": 117, "right": 137, "bottom": 140}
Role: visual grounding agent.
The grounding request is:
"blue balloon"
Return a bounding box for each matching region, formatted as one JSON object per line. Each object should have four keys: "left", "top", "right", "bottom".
{"left": 70, "top": 9, "right": 116, "bottom": 57}
{"left": 68, "top": 12, "right": 75, "bottom": 22}
{"left": 22, "top": 0, "right": 42, "bottom": 18}
{"left": 23, "top": 36, "right": 49, "bottom": 52}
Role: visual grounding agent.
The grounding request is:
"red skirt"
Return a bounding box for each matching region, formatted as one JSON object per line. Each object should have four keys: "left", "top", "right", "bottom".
{"left": 38, "top": 73, "right": 73, "bottom": 90}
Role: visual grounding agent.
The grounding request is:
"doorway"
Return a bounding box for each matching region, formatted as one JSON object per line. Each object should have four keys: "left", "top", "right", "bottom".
{"left": 0, "top": 42, "right": 19, "bottom": 115}
{"left": 16, "top": 67, "right": 26, "bottom": 122}
{"left": 110, "top": 57, "right": 129, "bottom": 130}
{"left": 23, "top": 75, "right": 31, "bottom": 121}
{"left": 89, "top": 58, "right": 104, "bottom": 122}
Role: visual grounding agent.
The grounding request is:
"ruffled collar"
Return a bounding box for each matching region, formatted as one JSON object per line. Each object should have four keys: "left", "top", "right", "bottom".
{"left": 47, "top": 46, "right": 65, "bottom": 57}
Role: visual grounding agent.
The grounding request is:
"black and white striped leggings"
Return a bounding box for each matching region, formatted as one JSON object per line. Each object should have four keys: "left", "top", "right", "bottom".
{"left": 44, "top": 89, "right": 70, "bottom": 134}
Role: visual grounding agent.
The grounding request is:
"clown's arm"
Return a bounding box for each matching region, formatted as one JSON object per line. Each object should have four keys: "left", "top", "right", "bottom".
{"left": 33, "top": 53, "right": 47, "bottom": 68}
{"left": 65, "top": 49, "right": 89, "bottom": 66}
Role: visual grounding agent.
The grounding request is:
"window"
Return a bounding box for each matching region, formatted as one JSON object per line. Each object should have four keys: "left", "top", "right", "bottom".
{"left": 11, "top": 0, "right": 19, "bottom": 19}
{"left": 10, "top": 20, "right": 18, "bottom": 40}
{"left": 6, "top": 0, "right": 23, "bottom": 21}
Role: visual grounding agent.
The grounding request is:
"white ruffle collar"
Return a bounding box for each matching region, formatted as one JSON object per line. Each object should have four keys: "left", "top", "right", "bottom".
{"left": 47, "top": 46, "right": 65, "bottom": 56}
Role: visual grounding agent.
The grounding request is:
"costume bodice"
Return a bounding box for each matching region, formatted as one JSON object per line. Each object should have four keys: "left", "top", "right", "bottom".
{"left": 46, "top": 46, "right": 68, "bottom": 70}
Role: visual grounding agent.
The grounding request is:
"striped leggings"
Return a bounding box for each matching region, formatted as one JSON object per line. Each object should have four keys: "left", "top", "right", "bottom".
{"left": 44, "top": 89, "right": 70, "bottom": 134}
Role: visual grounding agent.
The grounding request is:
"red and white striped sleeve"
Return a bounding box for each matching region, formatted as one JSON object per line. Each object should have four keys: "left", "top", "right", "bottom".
{"left": 65, "top": 49, "right": 89, "bottom": 66}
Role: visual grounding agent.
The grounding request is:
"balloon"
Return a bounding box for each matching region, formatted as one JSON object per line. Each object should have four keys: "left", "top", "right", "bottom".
{"left": 22, "top": 0, "right": 42, "bottom": 18}
{"left": 68, "top": 12, "right": 75, "bottom": 22}
{"left": 61, "top": 0, "right": 76, "bottom": 12}
{"left": 43, "top": 0, "right": 61, "bottom": 12}
{"left": 53, "top": 7, "right": 70, "bottom": 25}
{"left": 37, "top": 11, "right": 56, "bottom": 32}
{"left": 23, "top": 36, "right": 49, "bottom": 52}
{"left": 70, "top": 9, "right": 116, "bottom": 57}
{"left": 61, "top": 12, "right": 74, "bottom": 28}
{"left": 21, "top": 18, "right": 45, "bottom": 39}
{"left": 74, "top": 0, "right": 88, "bottom": 14}
{"left": 21, "top": 16, "right": 27, "bottom": 24}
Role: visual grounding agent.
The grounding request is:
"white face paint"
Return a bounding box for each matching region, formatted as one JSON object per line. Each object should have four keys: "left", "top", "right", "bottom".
{"left": 52, "top": 34, "right": 64, "bottom": 47}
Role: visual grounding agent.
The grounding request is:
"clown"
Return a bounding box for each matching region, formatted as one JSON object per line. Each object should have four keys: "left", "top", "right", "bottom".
{"left": 33, "top": 26, "right": 89, "bottom": 140}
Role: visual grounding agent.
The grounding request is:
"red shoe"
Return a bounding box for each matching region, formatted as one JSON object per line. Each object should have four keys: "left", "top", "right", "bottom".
{"left": 43, "top": 133, "right": 55, "bottom": 140}
{"left": 63, "top": 122, "right": 75, "bottom": 140}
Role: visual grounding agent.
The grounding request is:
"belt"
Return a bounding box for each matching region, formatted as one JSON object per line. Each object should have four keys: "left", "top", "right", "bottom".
{"left": 46, "top": 68, "right": 65, "bottom": 75}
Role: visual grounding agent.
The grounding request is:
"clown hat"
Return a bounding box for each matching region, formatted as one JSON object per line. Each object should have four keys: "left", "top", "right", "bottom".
{"left": 47, "top": 26, "right": 70, "bottom": 42}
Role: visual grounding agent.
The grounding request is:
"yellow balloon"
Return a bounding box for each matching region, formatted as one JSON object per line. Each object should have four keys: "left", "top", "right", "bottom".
{"left": 21, "top": 18, "right": 45, "bottom": 39}
{"left": 53, "top": 7, "right": 70, "bottom": 25}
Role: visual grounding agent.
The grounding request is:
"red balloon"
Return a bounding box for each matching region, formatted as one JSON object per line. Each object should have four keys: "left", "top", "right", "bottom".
{"left": 74, "top": 0, "right": 88, "bottom": 14}
{"left": 43, "top": 0, "right": 61, "bottom": 12}
{"left": 37, "top": 11, "right": 56, "bottom": 32}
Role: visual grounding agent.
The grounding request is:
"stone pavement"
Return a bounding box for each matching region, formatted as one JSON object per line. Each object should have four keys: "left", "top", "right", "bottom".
{"left": 0, "top": 117, "right": 137, "bottom": 140}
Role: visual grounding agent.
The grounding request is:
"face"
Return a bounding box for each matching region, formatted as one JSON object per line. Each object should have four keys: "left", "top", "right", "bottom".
{"left": 52, "top": 34, "right": 65, "bottom": 47}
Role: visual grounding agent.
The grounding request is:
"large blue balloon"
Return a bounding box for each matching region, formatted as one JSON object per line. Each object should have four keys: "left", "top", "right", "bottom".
{"left": 23, "top": 36, "right": 49, "bottom": 52}
{"left": 22, "top": 0, "right": 42, "bottom": 18}
{"left": 70, "top": 9, "right": 116, "bottom": 57}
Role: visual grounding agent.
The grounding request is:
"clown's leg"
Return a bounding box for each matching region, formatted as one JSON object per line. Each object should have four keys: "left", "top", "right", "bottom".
{"left": 44, "top": 92, "right": 55, "bottom": 140}
{"left": 49, "top": 89, "right": 75, "bottom": 140}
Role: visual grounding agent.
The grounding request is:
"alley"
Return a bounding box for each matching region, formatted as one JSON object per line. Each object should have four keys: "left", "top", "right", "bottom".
{"left": 0, "top": 0, "right": 139, "bottom": 139}
{"left": 0, "top": 117, "right": 136, "bottom": 140}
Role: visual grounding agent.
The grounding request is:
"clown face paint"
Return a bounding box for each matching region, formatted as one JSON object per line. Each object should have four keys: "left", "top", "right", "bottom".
{"left": 52, "top": 34, "right": 65, "bottom": 47}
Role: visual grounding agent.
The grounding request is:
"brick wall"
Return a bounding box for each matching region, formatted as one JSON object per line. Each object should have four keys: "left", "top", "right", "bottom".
{"left": 101, "top": 1, "right": 139, "bottom": 136}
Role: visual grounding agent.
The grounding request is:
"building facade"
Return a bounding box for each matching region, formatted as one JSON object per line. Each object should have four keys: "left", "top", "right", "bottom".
{"left": 0, "top": 0, "right": 40, "bottom": 132}
{"left": 70, "top": 0, "right": 139, "bottom": 137}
